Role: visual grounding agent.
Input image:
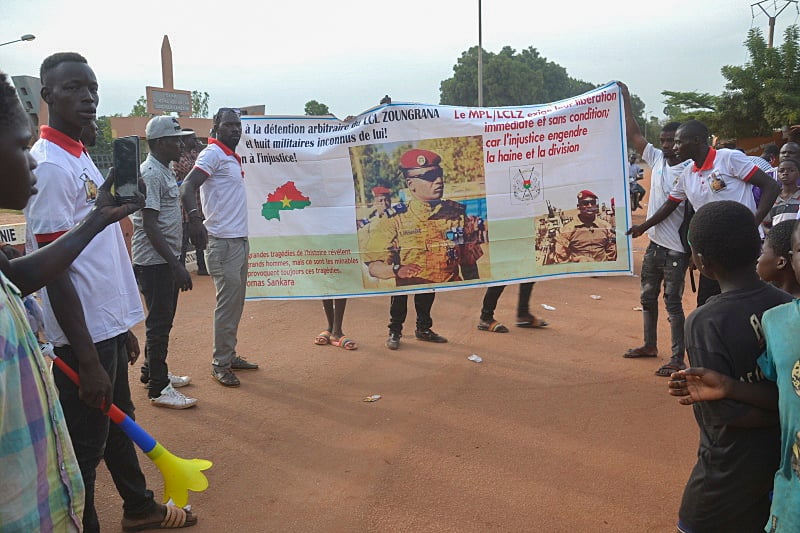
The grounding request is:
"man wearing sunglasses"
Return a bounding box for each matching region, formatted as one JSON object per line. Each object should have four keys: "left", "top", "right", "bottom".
{"left": 553, "top": 190, "right": 617, "bottom": 263}
{"left": 363, "top": 148, "right": 482, "bottom": 349}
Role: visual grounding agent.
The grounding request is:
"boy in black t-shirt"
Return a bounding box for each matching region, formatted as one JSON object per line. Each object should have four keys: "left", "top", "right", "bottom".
{"left": 674, "top": 201, "right": 791, "bottom": 533}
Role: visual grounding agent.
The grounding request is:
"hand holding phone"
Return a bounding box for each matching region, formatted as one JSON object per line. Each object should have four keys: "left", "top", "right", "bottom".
{"left": 112, "top": 136, "right": 141, "bottom": 203}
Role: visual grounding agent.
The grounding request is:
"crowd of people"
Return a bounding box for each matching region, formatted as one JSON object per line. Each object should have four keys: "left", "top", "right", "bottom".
{"left": 2, "top": 51, "right": 800, "bottom": 532}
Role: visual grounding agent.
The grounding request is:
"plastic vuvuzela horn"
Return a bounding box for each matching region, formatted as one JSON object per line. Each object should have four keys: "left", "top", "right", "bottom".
{"left": 46, "top": 348, "right": 212, "bottom": 507}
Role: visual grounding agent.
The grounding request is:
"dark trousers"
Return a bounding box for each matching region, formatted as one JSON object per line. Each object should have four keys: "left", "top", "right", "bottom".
{"left": 53, "top": 333, "right": 156, "bottom": 533}
{"left": 697, "top": 273, "right": 721, "bottom": 307}
{"left": 389, "top": 293, "right": 435, "bottom": 334}
{"left": 134, "top": 263, "right": 179, "bottom": 397}
{"left": 640, "top": 242, "right": 689, "bottom": 359}
{"left": 480, "top": 282, "right": 535, "bottom": 322}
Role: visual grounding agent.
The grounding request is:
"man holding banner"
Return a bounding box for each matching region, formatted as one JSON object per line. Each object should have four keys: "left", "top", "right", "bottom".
{"left": 363, "top": 148, "right": 481, "bottom": 349}
{"left": 181, "top": 108, "right": 259, "bottom": 388}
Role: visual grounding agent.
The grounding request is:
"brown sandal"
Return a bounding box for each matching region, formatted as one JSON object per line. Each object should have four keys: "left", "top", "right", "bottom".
{"left": 477, "top": 320, "right": 509, "bottom": 333}
{"left": 515, "top": 314, "right": 548, "bottom": 328}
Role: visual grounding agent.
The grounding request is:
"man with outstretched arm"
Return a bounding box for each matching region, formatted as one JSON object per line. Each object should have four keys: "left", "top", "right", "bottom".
{"left": 628, "top": 119, "right": 781, "bottom": 306}
{"left": 618, "top": 82, "right": 692, "bottom": 377}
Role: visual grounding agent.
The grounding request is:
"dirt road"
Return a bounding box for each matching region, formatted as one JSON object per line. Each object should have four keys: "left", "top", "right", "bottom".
{"left": 51, "top": 180, "right": 703, "bottom": 532}
{"left": 98, "top": 277, "right": 699, "bottom": 532}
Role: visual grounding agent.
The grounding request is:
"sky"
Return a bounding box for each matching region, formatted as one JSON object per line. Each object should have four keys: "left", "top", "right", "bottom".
{"left": 2, "top": 0, "right": 799, "bottom": 120}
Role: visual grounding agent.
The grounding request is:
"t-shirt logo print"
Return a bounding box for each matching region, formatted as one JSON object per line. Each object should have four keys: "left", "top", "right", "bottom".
{"left": 708, "top": 171, "right": 727, "bottom": 192}
{"left": 79, "top": 170, "right": 98, "bottom": 203}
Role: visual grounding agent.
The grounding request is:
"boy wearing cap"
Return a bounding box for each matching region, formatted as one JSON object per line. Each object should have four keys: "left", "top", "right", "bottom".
{"left": 131, "top": 116, "right": 197, "bottom": 409}
{"left": 553, "top": 190, "right": 617, "bottom": 263}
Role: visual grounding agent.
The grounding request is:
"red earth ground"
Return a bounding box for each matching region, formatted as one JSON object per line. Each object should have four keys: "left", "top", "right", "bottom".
{"left": 10, "top": 172, "right": 709, "bottom": 532}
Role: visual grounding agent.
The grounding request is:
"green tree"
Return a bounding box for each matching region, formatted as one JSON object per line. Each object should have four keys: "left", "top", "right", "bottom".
{"left": 440, "top": 46, "right": 597, "bottom": 107}
{"left": 304, "top": 100, "right": 331, "bottom": 116}
{"left": 130, "top": 95, "right": 148, "bottom": 117}
{"left": 663, "top": 26, "right": 800, "bottom": 138}
{"left": 93, "top": 115, "right": 115, "bottom": 151}
{"left": 440, "top": 45, "right": 646, "bottom": 127}
{"left": 714, "top": 27, "right": 776, "bottom": 137}
{"left": 758, "top": 25, "right": 800, "bottom": 127}
{"left": 661, "top": 90, "right": 718, "bottom": 127}
{"left": 643, "top": 115, "right": 665, "bottom": 146}
{"left": 191, "top": 90, "right": 210, "bottom": 118}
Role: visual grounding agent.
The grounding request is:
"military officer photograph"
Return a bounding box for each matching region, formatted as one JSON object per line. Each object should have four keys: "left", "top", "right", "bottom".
{"left": 353, "top": 146, "right": 484, "bottom": 349}
{"left": 357, "top": 185, "right": 402, "bottom": 289}
{"left": 357, "top": 186, "right": 393, "bottom": 230}
{"left": 551, "top": 189, "right": 617, "bottom": 264}
{"left": 361, "top": 148, "right": 484, "bottom": 287}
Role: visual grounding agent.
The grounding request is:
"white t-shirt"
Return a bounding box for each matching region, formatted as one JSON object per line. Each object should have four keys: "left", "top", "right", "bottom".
{"left": 24, "top": 126, "right": 144, "bottom": 346}
{"left": 669, "top": 148, "right": 758, "bottom": 213}
{"left": 642, "top": 144, "right": 692, "bottom": 252}
{"left": 195, "top": 140, "right": 248, "bottom": 239}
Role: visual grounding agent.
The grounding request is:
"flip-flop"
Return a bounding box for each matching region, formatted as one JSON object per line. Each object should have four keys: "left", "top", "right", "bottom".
{"left": 515, "top": 314, "right": 548, "bottom": 328}
{"left": 121, "top": 504, "right": 197, "bottom": 531}
{"left": 477, "top": 320, "right": 509, "bottom": 333}
{"left": 314, "top": 330, "right": 331, "bottom": 345}
{"left": 623, "top": 347, "right": 658, "bottom": 358}
{"left": 331, "top": 336, "right": 358, "bottom": 350}
{"left": 655, "top": 361, "right": 686, "bottom": 377}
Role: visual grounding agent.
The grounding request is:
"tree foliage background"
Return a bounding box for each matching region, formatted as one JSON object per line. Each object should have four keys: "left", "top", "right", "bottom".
{"left": 662, "top": 25, "right": 800, "bottom": 138}
{"left": 304, "top": 100, "right": 331, "bottom": 116}
{"left": 439, "top": 45, "right": 646, "bottom": 138}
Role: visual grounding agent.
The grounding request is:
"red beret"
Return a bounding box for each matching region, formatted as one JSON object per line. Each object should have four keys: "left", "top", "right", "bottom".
{"left": 399, "top": 149, "right": 441, "bottom": 171}
{"left": 372, "top": 186, "right": 391, "bottom": 196}
{"left": 577, "top": 190, "right": 598, "bottom": 201}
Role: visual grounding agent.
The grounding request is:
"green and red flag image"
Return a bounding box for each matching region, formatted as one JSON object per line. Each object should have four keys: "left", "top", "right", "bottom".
{"left": 261, "top": 181, "right": 311, "bottom": 220}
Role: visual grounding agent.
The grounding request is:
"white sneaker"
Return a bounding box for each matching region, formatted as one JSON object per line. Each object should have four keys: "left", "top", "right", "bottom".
{"left": 169, "top": 372, "right": 191, "bottom": 388}
{"left": 150, "top": 384, "right": 198, "bottom": 409}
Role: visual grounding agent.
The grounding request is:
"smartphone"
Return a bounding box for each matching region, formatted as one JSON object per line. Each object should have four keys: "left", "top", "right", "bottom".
{"left": 112, "top": 135, "right": 141, "bottom": 202}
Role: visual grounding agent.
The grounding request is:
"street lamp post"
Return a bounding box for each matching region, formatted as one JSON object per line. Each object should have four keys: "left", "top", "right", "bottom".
{"left": 0, "top": 34, "right": 35, "bottom": 48}
{"left": 477, "top": 0, "right": 483, "bottom": 107}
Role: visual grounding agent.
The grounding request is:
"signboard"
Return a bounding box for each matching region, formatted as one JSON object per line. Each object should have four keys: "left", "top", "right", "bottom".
{"left": 146, "top": 86, "right": 192, "bottom": 115}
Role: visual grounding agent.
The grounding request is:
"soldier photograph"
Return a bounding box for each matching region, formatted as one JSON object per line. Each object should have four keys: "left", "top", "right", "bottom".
{"left": 350, "top": 138, "right": 488, "bottom": 288}
{"left": 535, "top": 189, "right": 618, "bottom": 265}
{"left": 553, "top": 189, "right": 617, "bottom": 264}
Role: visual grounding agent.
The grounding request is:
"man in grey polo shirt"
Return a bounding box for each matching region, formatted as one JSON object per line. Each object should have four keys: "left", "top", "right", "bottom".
{"left": 181, "top": 108, "right": 259, "bottom": 387}
{"left": 132, "top": 116, "right": 197, "bottom": 408}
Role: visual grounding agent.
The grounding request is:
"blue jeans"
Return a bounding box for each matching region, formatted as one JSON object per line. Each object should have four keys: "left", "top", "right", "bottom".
{"left": 134, "top": 262, "right": 179, "bottom": 397}
{"left": 52, "top": 333, "right": 156, "bottom": 533}
{"left": 640, "top": 242, "right": 689, "bottom": 359}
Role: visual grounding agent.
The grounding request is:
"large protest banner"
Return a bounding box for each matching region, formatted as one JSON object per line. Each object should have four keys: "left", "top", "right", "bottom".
{"left": 238, "top": 81, "right": 631, "bottom": 300}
